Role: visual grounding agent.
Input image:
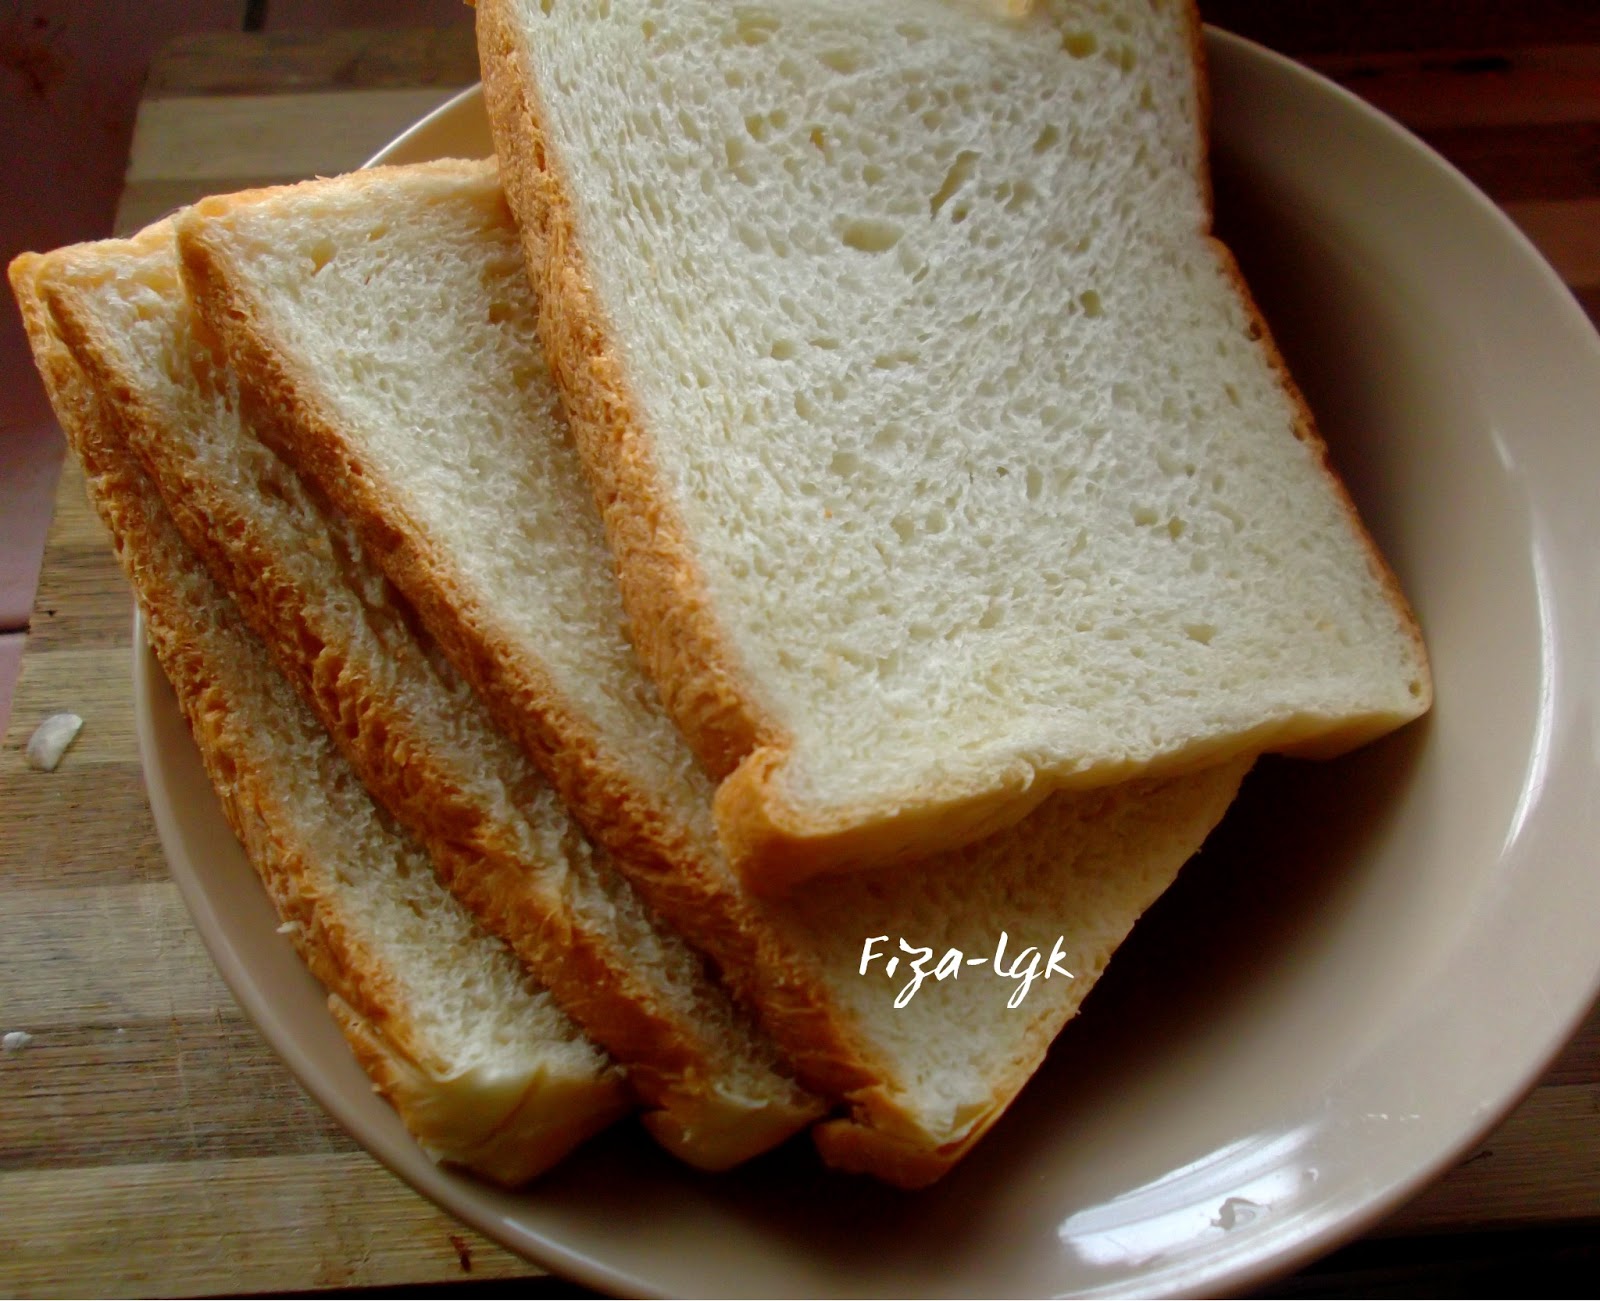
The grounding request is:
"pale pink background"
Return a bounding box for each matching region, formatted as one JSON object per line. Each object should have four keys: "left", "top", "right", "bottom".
{"left": 0, "top": 0, "right": 472, "bottom": 732}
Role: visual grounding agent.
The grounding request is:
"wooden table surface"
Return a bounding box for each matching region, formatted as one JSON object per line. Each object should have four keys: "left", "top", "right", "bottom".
{"left": 3, "top": 15, "right": 1600, "bottom": 1298}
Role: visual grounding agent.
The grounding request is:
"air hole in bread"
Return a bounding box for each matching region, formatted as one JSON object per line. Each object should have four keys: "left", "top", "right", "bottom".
{"left": 734, "top": 10, "right": 781, "bottom": 47}
{"left": 872, "top": 422, "right": 905, "bottom": 452}
{"left": 840, "top": 218, "right": 903, "bottom": 254}
{"left": 930, "top": 150, "right": 978, "bottom": 218}
{"left": 306, "top": 237, "right": 335, "bottom": 275}
{"left": 1002, "top": 179, "right": 1039, "bottom": 214}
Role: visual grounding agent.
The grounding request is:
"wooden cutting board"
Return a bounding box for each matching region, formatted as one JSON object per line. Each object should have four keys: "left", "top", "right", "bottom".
{"left": 3, "top": 19, "right": 1598, "bottom": 1298}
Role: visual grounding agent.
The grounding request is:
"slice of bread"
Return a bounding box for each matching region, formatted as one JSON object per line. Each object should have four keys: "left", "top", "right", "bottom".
{"left": 478, "top": 0, "right": 1431, "bottom": 889}
{"left": 10, "top": 252, "right": 631, "bottom": 1185}
{"left": 32, "top": 207, "right": 820, "bottom": 1171}
{"left": 177, "top": 159, "right": 1250, "bottom": 1185}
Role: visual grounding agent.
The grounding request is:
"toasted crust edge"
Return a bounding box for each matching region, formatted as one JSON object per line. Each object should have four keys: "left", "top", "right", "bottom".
{"left": 476, "top": 0, "right": 774, "bottom": 787}
{"left": 169, "top": 151, "right": 1017, "bottom": 1152}
{"left": 9, "top": 249, "right": 631, "bottom": 1183}
{"left": 478, "top": 0, "right": 1429, "bottom": 895}
{"left": 174, "top": 166, "right": 894, "bottom": 1148}
{"left": 39, "top": 209, "right": 817, "bottom": 1171}
{"left": 330, "top": 994, "right": 629, "bottom": 1187}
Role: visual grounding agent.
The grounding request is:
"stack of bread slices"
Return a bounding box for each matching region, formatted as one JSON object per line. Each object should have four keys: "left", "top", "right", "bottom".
{"left": 11, "top": 0, "right": 1430, "bottom": 1189}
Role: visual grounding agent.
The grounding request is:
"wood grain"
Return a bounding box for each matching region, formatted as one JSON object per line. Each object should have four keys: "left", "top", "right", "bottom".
{"left": 126, "top": 89, "right": 461, "bottom": 182}
{"left": 0, "top": 1155, "right": 533, "bottom": 1298}
{"left": 1304, "top": 46, "right": 1600, "bottom": 130}
{"left": 1387, "top": 1077, "right": 1600, "bottom": 1232}
{"left": 114, "top": 176, "right": 290, "bottom": 240}
{"left": 145, "top": 26, "right": 478, "bottom": 98}
{"left": 1202, "top": 1, "right": 1600, "bottom": 56}
{"left": 0, "top": 411, "right": 533, "bottom": 1301}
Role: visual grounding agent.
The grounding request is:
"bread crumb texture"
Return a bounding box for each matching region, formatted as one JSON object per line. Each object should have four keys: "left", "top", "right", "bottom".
{"left": 508, "top": 0, "right": 1429, "bottom": 837}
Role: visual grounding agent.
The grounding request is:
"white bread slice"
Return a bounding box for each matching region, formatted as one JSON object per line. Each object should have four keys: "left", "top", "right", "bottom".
{"left": 176, "top": 161, "right": 1250, "bottom": 1185}
{"left": 478, "top": 0, "right": 1431, "bottom": 890}
{"left": 9, "top": 252, "right": 630, "bottom": 1185}
{"left": 33, "top": 208, "right": 819, "bottom": 1171}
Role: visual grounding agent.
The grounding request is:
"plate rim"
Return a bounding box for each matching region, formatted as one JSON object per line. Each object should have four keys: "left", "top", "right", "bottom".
{"left": 130, "top": 24, "right": 1600, "bottom": 1299}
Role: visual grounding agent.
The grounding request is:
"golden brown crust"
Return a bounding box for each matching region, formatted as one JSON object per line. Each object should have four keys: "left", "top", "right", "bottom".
{"left": 171, "top": 161, "right": 857, "bottom": 1151}
{"left": 808, "top": 1017, "right": 1054, "bottom": 1189}
{"left": 12, "top": 248, "right": 424, "bottom": 1070}
{"left": 328, "top": 995, "right": 631, "bottom": 1186}
{"left": 476, "top": 0, "right": 775, "bottom": 786}
{"left": 16, "top": 244, "right": 633, "bottom": 1184}
{"left": 186, "top": 210, "right": 685, "bottom": 918}
{"left": 482, "top": 0, "right": 1427, "bottom": 893}
{"left": 176, "top": 163, "right": 904, "bottom": 1129}
{"left": 715, "top": 748, "right": 1062, "bottom": 897}
{"left": 472, "top": 5, "right": 940, "bottom": 1104}
{"left": 811, "top": 1114, "right": 995, "bottom": 1191}
{"left": 41, "top": 219, "right": 817, "bottom": 1166}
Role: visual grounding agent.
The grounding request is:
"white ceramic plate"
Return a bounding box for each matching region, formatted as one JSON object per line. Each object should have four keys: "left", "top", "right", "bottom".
{"left": 136, "top": 28, "right": 1600, "bottom": 1298}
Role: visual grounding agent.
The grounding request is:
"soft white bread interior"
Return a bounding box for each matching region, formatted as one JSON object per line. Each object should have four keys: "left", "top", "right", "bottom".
{"left": 33, "top": 201, "right": 819, "bottom": 1172}
{"left": 9, "top": 251, "right": 631, "bottom": 1185}
{"left": 801, "top": 756, "right": 1247, "bottom": 1186}
{"left": 176, "top": 160, "right": 1250, "bottom": 1186}
{"left": 478, "top": 0, "right": 1431, "bottom": 890}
